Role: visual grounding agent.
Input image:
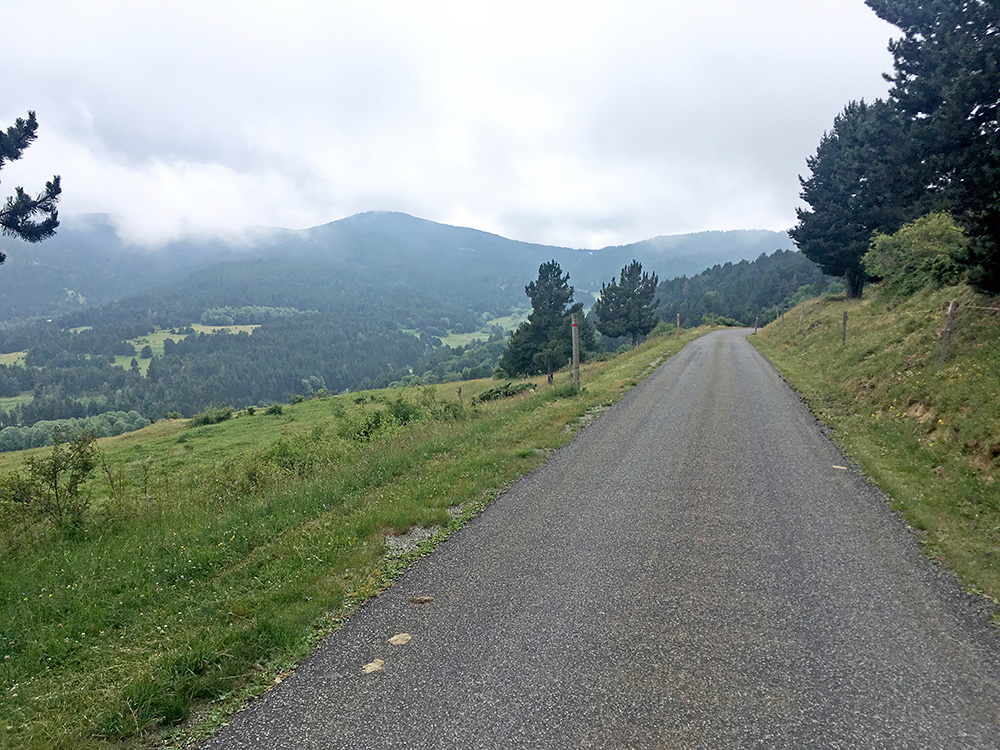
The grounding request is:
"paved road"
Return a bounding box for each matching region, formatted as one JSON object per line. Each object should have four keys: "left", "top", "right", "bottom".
{"left": 203, "top": 329, "right": 1000, "bottom": 749}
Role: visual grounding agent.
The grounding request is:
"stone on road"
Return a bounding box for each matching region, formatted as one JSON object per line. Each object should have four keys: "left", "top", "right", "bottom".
{"left": 203, "top": 329, "right": 1000, "bottom": 749}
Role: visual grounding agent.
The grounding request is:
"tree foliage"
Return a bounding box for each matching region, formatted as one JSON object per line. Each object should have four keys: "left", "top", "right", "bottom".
{"left": 656, "top": 249, "right": 838, "bottom": 327}
{"left": 789, "top": 100, "right": 925, "bottom": 298}
{"left": 866, "top": 0, "right": 1000, "bottom": 292}
{"left": 796, "top": 2, "right": 1000, "bottom": 296}
{"left": 497, "top": 261, "right": 593, "bottom": 382}
{"left": 0, "top": 111, "right": 61, "bottom": 259}
{"left": 593, "top": 260, "right": 659, "bottom": 347}
{"left": 863, "top": 213, "right": 967, "bottom": 297}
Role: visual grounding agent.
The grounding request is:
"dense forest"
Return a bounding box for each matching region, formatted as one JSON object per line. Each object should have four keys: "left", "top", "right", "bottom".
{"left": 656, "top": 249, "right": 839, "bottom": 327}
{"left": 0, "top": 247, "right": 834, "bottom": 440}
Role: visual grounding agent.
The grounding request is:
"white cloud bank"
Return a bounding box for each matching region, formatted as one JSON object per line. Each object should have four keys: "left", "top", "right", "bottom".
{"left": 1, "top": 0, "right": 897, "bottom": 248}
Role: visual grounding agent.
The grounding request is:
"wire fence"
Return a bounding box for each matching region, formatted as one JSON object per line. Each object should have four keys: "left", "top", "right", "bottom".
{"left": 779, "top": 296, "right": 1000, "bottom": 366}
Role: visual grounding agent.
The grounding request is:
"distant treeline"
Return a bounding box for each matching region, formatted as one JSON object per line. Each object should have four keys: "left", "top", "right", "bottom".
{"left": 0, "top": 410, "right": 148, "bottom": 452}
{"left": 199, "top": 306, "right": 315, "bottom": 325}
{"left": 656, "top": 249, "right": 840, "bottom": 328}
{"left": 0, "top": 248, "right": 837, "bottom": 433}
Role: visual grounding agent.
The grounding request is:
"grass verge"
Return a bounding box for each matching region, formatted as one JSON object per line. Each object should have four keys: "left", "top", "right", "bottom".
{"left": 0, "top": 327, "right": 708, "bottom": 749}
{"left": 751, "top": 285, "right": 999, "bottom": 618}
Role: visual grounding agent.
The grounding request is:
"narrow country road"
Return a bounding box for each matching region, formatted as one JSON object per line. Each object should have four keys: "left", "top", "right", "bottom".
{"left": 203, "top": 329, "right": 1000, "bottom": 749}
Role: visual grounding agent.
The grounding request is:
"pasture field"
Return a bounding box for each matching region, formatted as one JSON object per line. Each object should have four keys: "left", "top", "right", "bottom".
{"left": 105, "top": 325, "right": 263, "bottom": 375}
{"left": 0, "top": 393, "right": 32, "bottom": 412}
{"left": 0, "top": 326, "right": 707, "bottom": 750}
{"left": 404, "top": 309, "right": 530, "bottom": 348}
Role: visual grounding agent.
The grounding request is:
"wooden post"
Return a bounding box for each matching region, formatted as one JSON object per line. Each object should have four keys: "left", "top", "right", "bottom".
{"left": 799, "top": 305, "right": 805, "bottom": 324}
{"left": 841, "top": 311, "right": 848, "bottom": 346}
{"left": 571, "top": 312, "right": 580, "bottom": 391}
{"left": 676, "top": 312, "right": 680, "bottom": 337}
{"left": 753, "top": 316, "right": 759, "bottom": 334}
{"left": 938, "top": 300, "right": 956, "bottom": 367}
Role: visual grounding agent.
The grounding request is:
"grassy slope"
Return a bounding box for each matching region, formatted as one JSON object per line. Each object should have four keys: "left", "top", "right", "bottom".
{"left": 0, "top": 327, "right": 708, "bottom": 750}
{"left": 752, "top": 285, "right": 999, "bottom": 615}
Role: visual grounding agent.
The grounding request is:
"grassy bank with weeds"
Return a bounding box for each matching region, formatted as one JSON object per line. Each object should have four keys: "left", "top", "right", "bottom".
{"left": 0, "top": 327, "right": 708, "bottom": 750}
{"left": 752, "top": 285, "right": 999, "bottom": 618}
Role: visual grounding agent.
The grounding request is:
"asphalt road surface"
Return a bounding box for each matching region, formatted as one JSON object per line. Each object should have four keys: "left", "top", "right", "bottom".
{"left": 203, "top": 329, "right": 1000, "bottom": 749}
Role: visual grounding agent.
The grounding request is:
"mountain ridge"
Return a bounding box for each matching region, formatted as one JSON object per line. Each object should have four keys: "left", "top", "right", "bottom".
{"left": 0, "top": 210, "right": 795, "bottom": 324}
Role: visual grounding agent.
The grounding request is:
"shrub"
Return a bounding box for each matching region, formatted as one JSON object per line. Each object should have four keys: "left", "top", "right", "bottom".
{"left": 701, "top": 314, "right": 742, "bottom": 327}
{"left": 475, "top": 382, "right": 531, "bottom": 403}
{"left": 339, "top": 409, "right": 388, "bottom": 441}
{"left": 264, "top": 404, "right": 283, "bottom": 416}
{"left": 189, "top": 405, "right": 235, "bottom": 427}
{"left": 386, "top": 397, "right": 423, "bottom": 426}
{"left": 290, "top": 394, "right": 306, "bottom": 404}
{"left": 17, "top": 430, "right": 99, "bottom": 528}
{"left": 864, "top": 213, "right": 967, "bottom": 297}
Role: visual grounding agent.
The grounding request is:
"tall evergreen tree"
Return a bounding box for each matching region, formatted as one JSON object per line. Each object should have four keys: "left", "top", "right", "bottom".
{"left": 498, "top": 260, "right": 581, "bottom": 383}
{"left": 0, "top": 111, "right": 61, "bottom": 261}
{"left": 593, "top": 260, "right": 659, "bottom": 347}
{"left": 865, "top": 0, "right": 1000, "bottom": 293}
{"left": 789, "top": 99, "right": 923, "bottom": 298}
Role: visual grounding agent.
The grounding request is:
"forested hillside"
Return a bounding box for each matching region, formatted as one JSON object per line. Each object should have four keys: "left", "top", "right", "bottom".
{"left": 0, "top": 211, "right": 794, "bottom": 325}
{"left": 656, "top": 249, "right": 839, "bottom": 327}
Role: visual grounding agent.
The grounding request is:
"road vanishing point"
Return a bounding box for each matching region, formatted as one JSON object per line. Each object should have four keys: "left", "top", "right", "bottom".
{"left": 203, "top": 329, "right": 1000, "bottom": 749}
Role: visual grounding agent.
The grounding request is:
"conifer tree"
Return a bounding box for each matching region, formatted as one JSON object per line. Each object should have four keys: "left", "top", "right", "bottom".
{"left": 0, "top": 111, "right": 61, "bottom": 263}
{"left": 498, "top": 260, "right": 584, "bottom": 383}
{"left": 593, "top": 260, "right": 659, "bottom": 347}
{"left": 789, "top": 100, "right": 923, "bottom": 298}
{"left": 865, "top": 0, "right": 1000, "bottom": 293}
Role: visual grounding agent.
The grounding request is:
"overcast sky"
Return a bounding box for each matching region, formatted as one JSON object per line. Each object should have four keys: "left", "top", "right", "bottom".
{"left": 2, "top": 1, "right": 898, "bottom": 248}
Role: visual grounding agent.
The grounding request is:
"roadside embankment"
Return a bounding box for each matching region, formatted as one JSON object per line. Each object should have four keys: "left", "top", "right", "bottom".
{"left": 752, "top": 285, "right": 999, "bottom": 618}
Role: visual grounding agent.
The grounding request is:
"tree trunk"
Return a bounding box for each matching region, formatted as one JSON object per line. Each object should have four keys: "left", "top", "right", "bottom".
{"left": 844, "top": 268, "right": 865, "bottom": 299}
{"left": 547, "top": 368, "right": 554, "bottom": 385}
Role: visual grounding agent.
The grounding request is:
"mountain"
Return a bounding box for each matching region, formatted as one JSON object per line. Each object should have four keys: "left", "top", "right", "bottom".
{"left": 0, "top": 211, "right": 794, "bottom": 324}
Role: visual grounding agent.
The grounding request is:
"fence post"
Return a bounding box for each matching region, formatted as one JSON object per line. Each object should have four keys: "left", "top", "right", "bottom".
{"left": 841, "top": 311, "right": 848, "bottom": 346}
{"left": 571, "top": 313, "right": 580, "bottom": 390}
{"left": 676, "top": 312, "right": 680, "bottom": 337}
{"left": 938, "top": 300, "right": 957, "bottom": 367}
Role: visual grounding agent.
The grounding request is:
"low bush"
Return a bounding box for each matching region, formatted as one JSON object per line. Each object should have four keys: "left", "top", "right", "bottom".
{"left": 189, "top": 405, "right": 235, "bottom": 427}
{"left": 475, "top": 382, "right": 531, "bottom": 403}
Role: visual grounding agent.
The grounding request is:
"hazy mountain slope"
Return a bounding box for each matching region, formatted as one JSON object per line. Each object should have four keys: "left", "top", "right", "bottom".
{"left": 0, "top": 215, "right": 243, "bottom": 321}
{"left": 0, "top": 211, "right": 793, "bottom": 324}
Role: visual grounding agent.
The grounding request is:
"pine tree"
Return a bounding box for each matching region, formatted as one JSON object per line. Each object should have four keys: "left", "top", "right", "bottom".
{"left": 789, "top": 100, "right": 923, "bottom": 298}
{"left": 865, "top": 0, "right": 1000, "bottom": 293}
{"left": 497, "top": 260, "right": 579, "bottom": 383}
{"left": 0, "top": 111, "right": 61, "bottom": 262}
{"left": 593, "top": 260, "right": 659, "bottom": 347}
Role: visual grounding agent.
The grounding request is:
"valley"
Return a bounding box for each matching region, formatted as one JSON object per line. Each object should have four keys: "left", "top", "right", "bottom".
{"left": 0, "top": 212, "right": 804, "bottom": 442}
